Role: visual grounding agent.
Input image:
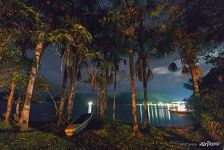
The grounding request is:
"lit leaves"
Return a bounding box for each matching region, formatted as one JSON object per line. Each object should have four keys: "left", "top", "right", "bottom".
{"left": 71, "top": 24, "right": 92, "bottom": 44}
{"left": 48, "top": 23, "right": 92, "bottom": 45}
{"left": 151, "top": 5, "right": 164, "bottom": 17}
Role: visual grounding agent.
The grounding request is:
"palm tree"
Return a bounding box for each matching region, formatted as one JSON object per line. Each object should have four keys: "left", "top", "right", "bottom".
{"left": 135, "top": 51, "right": 153, "bottom": 128}
{"left": 65, "top": 24, "right": 92, "bottom": 121}
{"left": 57, "top": 64, "right": 69, "bottom": 128}
{"left": 112, "top": 56, "right": 120, "bottom": 121}
{"left": 0, "top": 36, "right": 39, "bottom": 126}
{"left": 112, "top": 67, "right": 117, "bottom": 120}
{"left": 20, "top": 31, "right": 45, "bottom": 131}
{"left": 94, "top": 61, "right": 113, "bottom": 119}
{"left": 4, "top": 79, "right": 16, "bottom": 124}
{"left": 55, "top": 41, "right": 73, "bottom": 128}
{"left": 169, "top": 29, "right": 204, "bottom": 97}
{"left": 102, "top": 0, "right": 142, "bottom": 137}
{"left": 48, "top": 23, "right": 92, "bottom": 127}
{"left": 128, "top": 47, "right": 141, "bottom": 137}
{"left": 135, "top": 2, "right": 153, "bottom": 128}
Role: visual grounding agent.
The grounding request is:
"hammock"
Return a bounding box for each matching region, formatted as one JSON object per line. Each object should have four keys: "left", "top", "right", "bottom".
{"left": 65, "top": 113, "right": 93, "bottom": 136}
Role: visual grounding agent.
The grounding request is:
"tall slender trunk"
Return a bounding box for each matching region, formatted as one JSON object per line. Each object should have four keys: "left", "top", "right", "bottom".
{"left": 190, "top": 65, "right": 200, "bottom": 97}
{"left": 98, "top": 87, "right": 105, "bottom": 119}
{"left": 128, "top": 48, "right": 141, "bottom": 137}
{"left": 104, "top": 69, "right": 108, "bottom": 114}
{"left": 13, "top": 100, "right": 20, "bottom": 122}
{"left": 112, "top": 69, "right": 117, "bottom": 121}
{"left": 19, "top": 32, "right": 44, "bottom": 131}
{"left": 67, "top": 52, "right": 80, "bottom": 121}
{"left": 67, "top": 70, "right": 76, "bottom": 121}
{"left": 5, "top": 81, "right": 16, "bottom": 123}
{"left": 142, "top": 53, "right": 149, "bottom": 128}
{"left": 139, "top": 10, "right": 149, "bottom": 128}
{"left": 57, "top": 66, "right": 68, "bottom": 128}
{"left": 103, "top": 86, "right": 106, "bottom": 115}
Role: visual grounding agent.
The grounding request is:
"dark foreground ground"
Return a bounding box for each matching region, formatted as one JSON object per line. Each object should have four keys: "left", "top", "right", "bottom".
{"left": 0, "top": 117, "right": 223, "bottom": 150}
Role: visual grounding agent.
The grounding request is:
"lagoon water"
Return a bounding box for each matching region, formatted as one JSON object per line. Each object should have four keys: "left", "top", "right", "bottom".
{"left": 0, "top": 95, "right": 192, "bottom": 127}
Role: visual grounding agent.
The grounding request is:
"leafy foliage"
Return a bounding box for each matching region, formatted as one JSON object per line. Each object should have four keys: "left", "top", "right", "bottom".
{"left": 188, "top": 62, "right": 224, "bottom": 141}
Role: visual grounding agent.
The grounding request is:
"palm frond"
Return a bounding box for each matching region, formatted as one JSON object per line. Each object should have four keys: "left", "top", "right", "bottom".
{"left": 147, "top": 67, "right": 153, "bottom": 81}
{"left": 135, "top": 60, "right": 143, "bottom": 81}
{"left": 181, "top": 65, "right": 190, "bottom": 76}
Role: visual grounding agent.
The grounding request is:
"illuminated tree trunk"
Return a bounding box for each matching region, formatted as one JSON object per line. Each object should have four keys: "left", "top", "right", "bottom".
{"left": 128, "top": 48, "right": 141, "bottom": 137}
{"left": 57, "top": 66, "right": 68, "bottom": 128}
{"left": 190, "top": 65, "right": 200, "bottom": 97}
{"left": 98, "top": 87, "right": 105, "bottom": 119}
{"left": 104, "top": 69, "right": 108, "bottom": 114}
{"left": 13, "top": 100, "right": 20, "bottom": 122}
{"left": 141, "top": 53, "right": 149, "bottom": 128}
{"left": 5, "top": 81, "right": 15, "bottom": 123}
{"left": 67, "top": 70, "right": 76, "bottom": 121}
{"left": 112, "top": 70, "right": 117, "bottom": 121}
{"left": 19, "top": 32, "right": 44, "bottom": 131}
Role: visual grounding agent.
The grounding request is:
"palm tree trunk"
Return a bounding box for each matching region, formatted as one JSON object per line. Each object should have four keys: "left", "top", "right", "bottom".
{"left": 19, "top": 32, "right": 44, "bottom": 131}
{"left": 57, "top": 66, "right": 68, "bottom": 128}
{"left": 190, "top": 65, "right": 200, "bottom": 97}
{"left": 103, "top": 86, "right": 106, "bottom": 115}
{"left": 139, "top": 10, "right": 149, "bottom": 128}
{"left": 142, "top": 54, "right": 149, "bottom": 128}
{"left": 128, "top": 48, "right": 141, "bottom": 137}
{"left": 99, "top": 87, "right": 105, "bottom": 119}
{"left": 13, "top": 100, "right": 20, "bottom": 122}
{"left": 112, "top": 70, "right": 117, "bottom": 121}
{"left": 104, "top": 69, "right": 108, "bottom": 114}
{"left": 67, "top": 70, "right": 76, "bottom": 121}
{"left": 5, "top": 81, "right": 16, "bottom": 124}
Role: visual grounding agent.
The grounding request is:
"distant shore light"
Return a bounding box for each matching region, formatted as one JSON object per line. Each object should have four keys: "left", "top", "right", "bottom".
{"left": 88, "top": 101, "right": 93, "bottom": 113}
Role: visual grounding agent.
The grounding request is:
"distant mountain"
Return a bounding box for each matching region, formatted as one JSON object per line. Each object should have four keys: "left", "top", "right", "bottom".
{"left": 27, "top": 92, "right": 176, "bottom": 104}
{"left": 107, "top": 92, "right": 175, "bottom": 104}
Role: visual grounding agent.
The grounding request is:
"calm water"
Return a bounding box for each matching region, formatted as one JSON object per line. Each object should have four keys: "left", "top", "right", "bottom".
{"left": 0, "top": 101, "right": 192, "bottom": 127}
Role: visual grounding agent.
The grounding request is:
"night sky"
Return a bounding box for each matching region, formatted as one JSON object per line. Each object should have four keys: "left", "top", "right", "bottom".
{"left": 35, "top": 47, "right": 212, "bottom": 101}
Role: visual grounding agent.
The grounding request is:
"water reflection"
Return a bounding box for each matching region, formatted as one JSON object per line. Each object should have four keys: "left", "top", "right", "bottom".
{"left": 136, "top": 102, "right": 192, "bottom": 127}
{"left": 0, "top": 101, "right": 192, "bottom": 127}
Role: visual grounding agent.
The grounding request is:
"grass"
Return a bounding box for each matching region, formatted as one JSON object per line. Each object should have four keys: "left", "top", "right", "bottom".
{"left": 0, "top": 118, "right": 222, "bottom": 150}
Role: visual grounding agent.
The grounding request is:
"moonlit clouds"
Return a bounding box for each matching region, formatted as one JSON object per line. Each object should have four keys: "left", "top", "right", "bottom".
{"left": 152, "top": 67, "right": 171, "bottom": 75}
{"left": 38, "top": 50, "right": 212, "bottom": 100}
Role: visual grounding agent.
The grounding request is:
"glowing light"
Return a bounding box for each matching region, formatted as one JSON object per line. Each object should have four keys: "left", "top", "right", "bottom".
{"left": 88, "top": 101, "right": 93, "bottom": 113}
{"left": 168, "top": 109, "right": 171, "bottom": 120}
{"left": 177, "top": 104, "right": 187, "bottom": 111}
{"left": 147, "top": 105, "right": 150, "bottom": 124}
{"left": 139, "top": 104, "right": 143, "bottom": 123}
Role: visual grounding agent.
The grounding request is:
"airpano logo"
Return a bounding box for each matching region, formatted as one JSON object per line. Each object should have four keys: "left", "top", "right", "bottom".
{"left": 199, "top": 141, "right": 220, "bottom": 147}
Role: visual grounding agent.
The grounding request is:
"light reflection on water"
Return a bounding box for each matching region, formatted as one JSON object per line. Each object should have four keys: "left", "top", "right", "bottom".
{"left": 106, "top": 104, "right": 192, "bottom": 127}
{"left": 0, "top": 101, "right": 192, "bottom": 127}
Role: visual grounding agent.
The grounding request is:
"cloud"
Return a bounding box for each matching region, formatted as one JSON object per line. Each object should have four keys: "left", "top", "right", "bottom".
{"left": 152, "top": 67, "right": 181, "bottom": 77}
{"left": 152, "top": 67, "right": 171, "bottom": 75}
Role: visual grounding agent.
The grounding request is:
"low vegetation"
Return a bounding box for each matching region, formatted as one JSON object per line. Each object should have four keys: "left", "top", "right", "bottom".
{"left": 0, "top": 118, "right": 217, "bottom": 150}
